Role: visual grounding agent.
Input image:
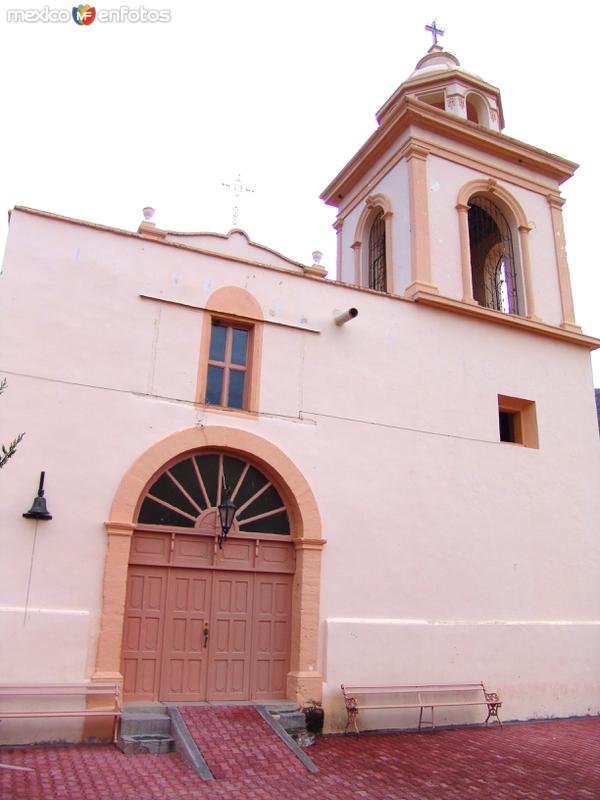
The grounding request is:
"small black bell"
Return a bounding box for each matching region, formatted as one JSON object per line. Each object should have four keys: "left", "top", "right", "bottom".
{"left": 23, "top": 471, "right": 52, "bottom": 521}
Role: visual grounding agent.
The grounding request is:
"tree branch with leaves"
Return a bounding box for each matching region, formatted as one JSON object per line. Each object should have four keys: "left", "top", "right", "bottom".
{"left": 0, "top": 379, "right": 25, "bottom": 469}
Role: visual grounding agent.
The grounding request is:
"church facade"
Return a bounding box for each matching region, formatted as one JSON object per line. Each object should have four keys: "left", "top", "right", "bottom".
{"left": 1, "top": 44, "right": 599, "bottom": 743}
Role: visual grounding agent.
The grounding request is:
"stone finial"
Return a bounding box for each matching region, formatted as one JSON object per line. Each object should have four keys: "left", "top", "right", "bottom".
{"left": 138, "top": 206, "right": 167, "bottom": 239}
{"left": 303, "top": 250, "right": 327, "bottom": 279}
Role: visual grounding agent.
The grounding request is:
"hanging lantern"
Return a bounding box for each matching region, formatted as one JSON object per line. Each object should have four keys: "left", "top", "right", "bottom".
{"left": 217, "top": 491, "right": 237, "bottom": 548}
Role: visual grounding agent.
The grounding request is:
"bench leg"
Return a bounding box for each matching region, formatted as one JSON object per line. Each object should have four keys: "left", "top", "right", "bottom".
{"left": 485, "top": 703, "right": 502, "bottom": 728}
{"left": 418, "top": 706, "right": 435, "bottom": 731}
{"left": 345, "top": 703, "right": 359, "bottom": 735}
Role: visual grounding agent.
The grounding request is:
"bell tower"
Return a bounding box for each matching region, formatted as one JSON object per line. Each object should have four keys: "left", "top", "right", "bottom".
{"left": 321, "top": 36, "right": 586, "bottom": 338}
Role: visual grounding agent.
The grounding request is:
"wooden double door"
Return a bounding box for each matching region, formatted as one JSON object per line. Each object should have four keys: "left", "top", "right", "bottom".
{"left": 122, "top": 565, "right": 293, "bottom": 702}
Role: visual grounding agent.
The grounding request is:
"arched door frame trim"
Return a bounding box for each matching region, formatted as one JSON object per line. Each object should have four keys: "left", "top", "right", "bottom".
{"left": 92, "top": 426, "right": 325, "bottom": 706}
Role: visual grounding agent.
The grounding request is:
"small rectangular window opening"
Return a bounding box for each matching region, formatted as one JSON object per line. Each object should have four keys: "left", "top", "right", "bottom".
{"left": 497, "top": 395, "right": 538, "bottom": 449}
{"left": 499, "top": 410, "right": 517, "bottom": 443}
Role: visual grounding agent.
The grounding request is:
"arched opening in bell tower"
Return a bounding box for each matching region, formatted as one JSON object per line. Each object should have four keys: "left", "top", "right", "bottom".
{"left": 367, "top": 209, "right": 387, "bottom": 292}
{"left": 466, "top": 93, "right": 490, "bottom": 128}
{"left": 467, "top": 194, "right": 523, "bottom": 315}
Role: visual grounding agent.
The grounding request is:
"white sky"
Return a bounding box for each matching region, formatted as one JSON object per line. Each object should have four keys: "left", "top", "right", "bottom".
{"left": 1, "top": 0, "right": 598, "bottom": 383}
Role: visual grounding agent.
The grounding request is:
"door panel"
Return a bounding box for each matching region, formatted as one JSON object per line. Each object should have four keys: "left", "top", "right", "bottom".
{"left": 207, "top": 572, "right": 254, "bottom": 700}
{"left": 251, "top": 574, "right": 292, "bottom": 699}
{"left": 159, "top": 570, "right": 212, "bottom": 701}
{"left": 123, "top": 559, "right": 293, "bottom": 702}
{"left": 122, "top": 566, "right": 168, "bottom": 700}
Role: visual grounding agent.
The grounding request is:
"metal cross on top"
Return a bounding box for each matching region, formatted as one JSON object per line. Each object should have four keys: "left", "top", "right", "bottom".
{"left": 221, "top": 173, "right": 255, "bottom": 228}
{"left": 425, "top": 19, "right": 445, "bottom": 46}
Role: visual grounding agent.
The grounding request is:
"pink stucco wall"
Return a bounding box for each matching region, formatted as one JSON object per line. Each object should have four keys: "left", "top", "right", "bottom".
{"left": 0, "top": 208, "right": 598, "bottom": 741}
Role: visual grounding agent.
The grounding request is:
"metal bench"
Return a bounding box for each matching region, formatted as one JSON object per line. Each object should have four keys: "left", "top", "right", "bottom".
{"left": 0, "top": 681, "right": 122, "bottom": 742}
{"left": 341, "top": 682, "right": 501, "bottom": 733}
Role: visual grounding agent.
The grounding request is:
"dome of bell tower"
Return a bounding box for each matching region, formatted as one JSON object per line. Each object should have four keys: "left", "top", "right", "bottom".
{"left": 411, "top": 44, "right": 462, "bottom": 76}
{"left": 376, "top": 42, "right": 504, "bottom": 132}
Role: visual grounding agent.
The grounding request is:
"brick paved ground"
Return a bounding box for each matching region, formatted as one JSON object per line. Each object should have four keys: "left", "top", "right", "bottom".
{"left": 179, "top": 706, "right": 306, "bottom": 779}
{"left": 1, "top": 718, "right": 600, "bottom": 799}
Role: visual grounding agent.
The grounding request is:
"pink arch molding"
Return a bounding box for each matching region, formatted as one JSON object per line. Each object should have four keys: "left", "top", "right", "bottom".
{"left": 92, "top": 425, "right": 325, "bottom": 708}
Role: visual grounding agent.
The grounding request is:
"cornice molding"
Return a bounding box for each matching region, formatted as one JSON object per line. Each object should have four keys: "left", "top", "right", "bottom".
{"left": 11, "top": 206, "right": 310, "bottom": 276}
{"left": 139, "top": 294, "right": 321, "bottom": 334}
{"left": 321, "top": 97, "right": 577, "bottom": 207}
{"left": 409, "top": 291, "right": 599, "bottom": 350}
{"left": 547, "top": 194, "right": 566, "bottom": 210}
{"left": 376, "top": 68, "right": 504, "bottom": 126}
{"left": 332, "top": 133, "right": 567, "bottom": 226}
{"left": 401, "top": 142, "right": 430, "bottom": 161}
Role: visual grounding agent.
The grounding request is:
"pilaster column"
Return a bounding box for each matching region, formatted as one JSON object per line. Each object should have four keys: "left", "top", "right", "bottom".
{"left": 92, "top": 523, "right": 134, "bottom": 682}
{"left": 287, "top": 537, "right": 326, "bottom": 704}
{"left": 404, "top": 143, "right": 438, "bottom": 298}
{"left": 547, "top": 194, "right": 580, "bottom": 332}
{"left": 351, "top": 241, "right": 361, "bottom": 286}
{"left": 85, "top": 523, "right": 133, "bottom": 740}
{"left": 446, "top": 93, "right": 466, "bottom": 119}
{"left": 382, "top": 209, "right": 394, "bottom": 293}
{"left": 456, "top": 202, "right": 477, "bottom": 304}
{"left": 517, "top": 224, "right": 539, "bottom": 321}
{"left": 333, "top": 218, "right": 344, "bottom": 282}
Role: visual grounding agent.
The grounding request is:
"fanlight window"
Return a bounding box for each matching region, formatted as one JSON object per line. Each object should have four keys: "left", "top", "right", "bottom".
{"left": 468, "top": 195, "right": 521, "bottom": 315}
{"left": 368, "top": 210, "right": 387, "bottom": 292}
{"left": 137, "top": 452, "right": 290, "bottom": 535}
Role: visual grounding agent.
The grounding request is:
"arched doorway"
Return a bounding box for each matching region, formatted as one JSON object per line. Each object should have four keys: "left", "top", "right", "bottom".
{"left": 93, "top": 426, "right": 324, "bottom": 710}
{"left": 122, "top": 451, "right": 295, "bottom": 702}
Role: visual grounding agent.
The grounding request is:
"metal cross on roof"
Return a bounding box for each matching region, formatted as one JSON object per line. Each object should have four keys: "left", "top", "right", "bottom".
{"left": 221, "top": 173, "right": 255, "bottom": 228}
{"left": 425, "top": 19, "right": 445, "bottom": 46}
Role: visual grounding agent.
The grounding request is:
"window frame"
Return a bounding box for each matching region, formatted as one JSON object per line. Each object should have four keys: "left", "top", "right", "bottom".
{"left": 352, "top": 193, "right": 394, "bottom": 293}
{"left": 497, "top": 394, "right": 538, "bottom": 448}
{"left": 468, "top": 194, "right": 524, "bottom": 316}
{"left": 367, "top": 209, "right": 387, "bottom": 292}
{"left": 196, "top": 290, "right": 264, "bottom": 416}
{"left": 205, "top": 320, "right": 252, "bottom": 410}
{"left": 456, "top": 180, "right": 536, "bottom": 320}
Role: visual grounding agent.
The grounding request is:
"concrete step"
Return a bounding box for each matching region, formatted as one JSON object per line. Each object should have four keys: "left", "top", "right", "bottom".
{"left": 120, "top": 712, "right": 172, "bottom": 737}
{"left": 263, "top": 705, "right": 310, "bottom": 741}
{"left": 262, "top": 702, "right": 300, "bottom": 714}
{"left": 117, "top": 734, "right": 175, "bottom": 755}
{"left": 123, "top": 704, "right": 169, "bottom": 715}
{"left": 276, "top": 711, "right": 307, "bottom": 733}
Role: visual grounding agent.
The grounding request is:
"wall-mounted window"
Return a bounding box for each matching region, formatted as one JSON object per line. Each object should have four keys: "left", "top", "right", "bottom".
{"left": 468, "top": 194, "right": 524, "bottom": 315}
{"left": 352, "top": 194, "right": 393, "bottom": 293}
{"left": 368, "top": 210, "right": 387, "bottom": 292}
{"left": 205, "top": 321, "right": 251, "bottom": 409}
{"left": 498, "top": 395, "right": 538, "bottom": 448}
{"left": 196, "top": 286, "right": 264, "bottom": 415}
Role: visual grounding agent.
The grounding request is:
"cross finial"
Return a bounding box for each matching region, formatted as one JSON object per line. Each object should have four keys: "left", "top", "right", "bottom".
{"left": 221, "top": 173, "right": 255, "bottom": 228}
{"left": 425, "top": 19, "right": 444, "bottom": 46}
